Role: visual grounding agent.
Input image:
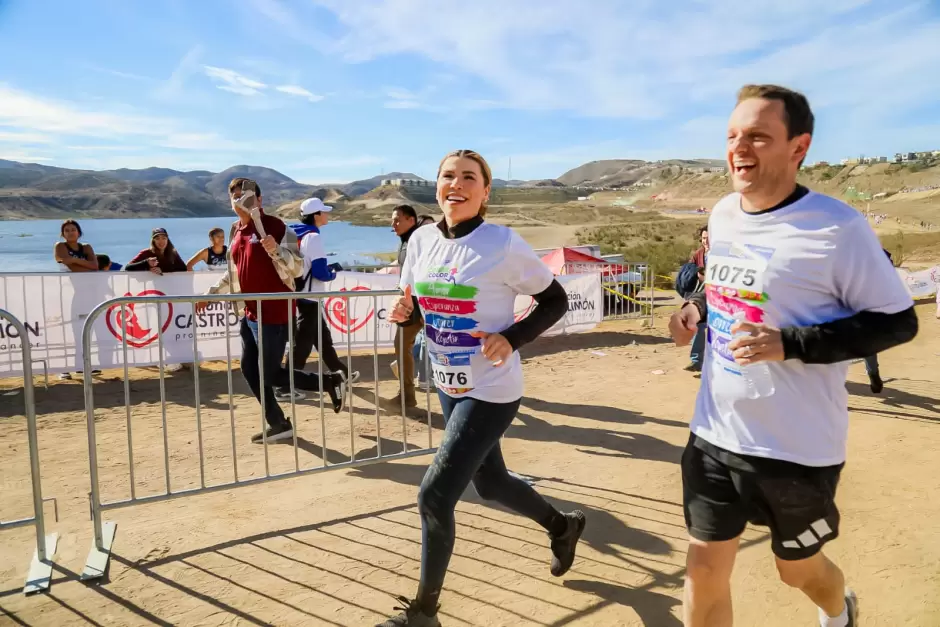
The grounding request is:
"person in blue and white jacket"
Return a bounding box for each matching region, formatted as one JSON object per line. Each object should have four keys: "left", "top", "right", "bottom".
{"left": 275, "top": 198, "right": 357, "bottom": 401}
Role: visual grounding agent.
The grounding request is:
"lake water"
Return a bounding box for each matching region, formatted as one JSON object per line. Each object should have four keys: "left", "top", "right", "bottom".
{"left": 0, "top": 216, "right": 399, "bottom": 272}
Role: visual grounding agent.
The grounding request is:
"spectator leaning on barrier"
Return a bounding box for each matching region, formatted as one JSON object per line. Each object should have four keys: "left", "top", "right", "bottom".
{"left": 54, "top": 219, "right": 101, "bottom": 380}
{"left": 196, "top": 178, "right": 346, "bottom": 445}
{"left": 96, "top": 254, "right": 122, "bottom": 271}
{"left": 125, "top": 228, "right": 187, "bottom": 275}
{"left": 186, "top": 227, "right": 228, "bottom": 271}
{"left": 54, "top": 219, "right": 99, "bottom": 273}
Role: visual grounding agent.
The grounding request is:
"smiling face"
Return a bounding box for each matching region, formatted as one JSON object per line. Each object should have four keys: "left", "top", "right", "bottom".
{"left": 727, "top": 97, "right": 811, "bottom": 209}
{"left": 700, "top": 228, "right": 710, "bottom": 252}
{"left": 436, "top": 155, "right": 491, "bottom": 225}
{"left": 153, "top": 234, "right": 169, "bottom": 251}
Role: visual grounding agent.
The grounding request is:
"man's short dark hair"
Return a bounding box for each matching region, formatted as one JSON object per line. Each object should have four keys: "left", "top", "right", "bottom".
{"left": 737, "top": 84, "right": 815, "bottom": 138}
{"left": 393, "top": 204, "right": 417, "bottom": 221}
{"left": 228, "top": 177, "right": 263, "bottom": 198}
{"left": 96, "top": 254, "right": 111, "bottom": 270}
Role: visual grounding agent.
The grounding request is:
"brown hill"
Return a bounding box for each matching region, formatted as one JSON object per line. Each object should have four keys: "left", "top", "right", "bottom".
{"left": 557, "top": 158, "right": 725, "bottom": 188}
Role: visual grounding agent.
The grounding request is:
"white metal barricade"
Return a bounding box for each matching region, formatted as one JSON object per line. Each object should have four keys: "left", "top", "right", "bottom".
{"left": 561, "top": 260, "right": 654, "bottom": 324}
{"left": 80, "top": 289, "right": 437, "bottom": 581}
{"left": 0, "top": 308, "right": 58, "bottom": 594}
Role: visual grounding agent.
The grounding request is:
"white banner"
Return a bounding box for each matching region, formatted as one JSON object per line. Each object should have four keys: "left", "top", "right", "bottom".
{"left": 514, "top": 273, "right": 603, "bottom": 336}
{"left": 0, "top": 270, "right": 602, "bottom": 377}
{"left": 897, "top": 265, "right": 940, "bottom": 300}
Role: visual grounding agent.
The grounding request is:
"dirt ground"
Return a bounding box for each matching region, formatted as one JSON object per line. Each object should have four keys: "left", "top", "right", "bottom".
{"left": 0, "top": 303, "right": 938, "bottom": 626}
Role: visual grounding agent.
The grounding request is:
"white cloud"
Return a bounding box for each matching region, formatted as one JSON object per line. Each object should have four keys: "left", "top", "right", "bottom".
{"left": 0, "top": 153, "right": 53, "bottom": 163}
{"left": 202, "top": 65, "right": 267, "bottom": 96}
{"left": 0, "top": 84, "right": 173, "bottom": 137}
{"left": 276, "top": 85, "right": 325, "bottom": 103}
{"left": 82, "top": 63, "right": 152, "bottom": 82}
{"left": 0, "top": 85, "right": 304, "bottom": 172}
{"left": 296, "top": 0, "right": 940, "bottom": 124}
{"left": 0, "top": 130, "right": 56, "bottom": 144}
{"left": 153, "top": 45, "right": 205, "bottom": 102}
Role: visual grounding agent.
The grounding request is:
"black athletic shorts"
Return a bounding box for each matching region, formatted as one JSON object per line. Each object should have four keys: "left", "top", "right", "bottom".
{"left": 681, "top": 433, "right": 844, "bottom": 561}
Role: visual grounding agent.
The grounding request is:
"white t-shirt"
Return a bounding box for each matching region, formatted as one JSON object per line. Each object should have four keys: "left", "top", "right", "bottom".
{"left": 693, "top": 190, "right": 913, "bottom": 467}
{"left": 400, "top": 222, "right": 554, "bottom": 403}
{"left": 299, "top": 230, "right": 329, "bottom": 293}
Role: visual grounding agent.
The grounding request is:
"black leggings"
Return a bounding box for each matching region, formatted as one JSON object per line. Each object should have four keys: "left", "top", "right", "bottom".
{"left": 416, "top": 393, "right": 562, "bottom": 611}
{"left": 291, "top": 299, "right": 347, "bottom": 376}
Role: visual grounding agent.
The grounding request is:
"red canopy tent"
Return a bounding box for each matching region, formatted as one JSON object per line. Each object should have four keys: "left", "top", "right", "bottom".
{"left": 539, "top": 247, "right": 627, "bottom": 277}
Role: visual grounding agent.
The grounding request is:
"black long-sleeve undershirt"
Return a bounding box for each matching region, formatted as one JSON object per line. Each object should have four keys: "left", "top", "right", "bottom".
{"left": 685, "top": 292, "right": 919, "bottom": 364}
{"left": 501, "top": 279, "right": 568, "bottom": 351}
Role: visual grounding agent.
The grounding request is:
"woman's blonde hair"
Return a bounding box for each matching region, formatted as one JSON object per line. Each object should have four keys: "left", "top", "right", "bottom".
{"left": 437, "top": 149, "right": 493, "bottom": 218}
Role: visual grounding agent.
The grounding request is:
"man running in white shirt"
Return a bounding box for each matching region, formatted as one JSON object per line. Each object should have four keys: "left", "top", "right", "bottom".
{"left": 669, "top": 84, "right": 918, "bottom": 627}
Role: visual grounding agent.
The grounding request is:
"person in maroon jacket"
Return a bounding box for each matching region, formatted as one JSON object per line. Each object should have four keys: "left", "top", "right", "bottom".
{"left": 125, "top": 228, "right": 187, "bottom": 275}
{"left": 197, "top": 178, "right": 346, "bottom": 444}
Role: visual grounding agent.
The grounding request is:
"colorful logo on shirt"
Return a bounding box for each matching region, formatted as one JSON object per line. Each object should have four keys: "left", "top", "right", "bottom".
{"left": 705, "top": 241, "right": 775, "bottom": 372}
{"left": 427, "top": 266, "right": 458, "bottom": 285}
{"left": 416, "top": 268, "right": 482, "bottom": 355}
{"left": 324, "top": 286, "right": 376, "bottom": 333}
{"left": 105, "top": 290, "right": 174, "bottom": 348}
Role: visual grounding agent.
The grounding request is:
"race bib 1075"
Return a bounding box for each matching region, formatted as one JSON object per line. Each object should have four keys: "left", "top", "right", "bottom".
{"left": 705, "top": 253, "right": 766, "bottom": 295}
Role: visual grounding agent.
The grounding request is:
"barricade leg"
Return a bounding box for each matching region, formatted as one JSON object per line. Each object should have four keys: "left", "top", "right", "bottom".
{"left": 80, "top": 307, "right": 116, "bottom": 582}
{"left": 0, "top": 309, "right": 58, "bottom": 594}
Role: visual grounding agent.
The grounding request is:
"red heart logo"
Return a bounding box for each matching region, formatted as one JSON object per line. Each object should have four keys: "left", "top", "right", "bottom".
{"left": 105, "top": 290, "right": 174, "bottom": 348}
{"left": 324, "top": 286, "right": 376, "bottom": 334}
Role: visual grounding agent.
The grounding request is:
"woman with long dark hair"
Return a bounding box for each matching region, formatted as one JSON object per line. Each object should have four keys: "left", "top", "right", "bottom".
{"left": 378, "top": 150, "right": 585, "bottom": 627}
{"left": 53, "top": 220, "right": 98, "bottom": 272}
{"left": 125, "top": 228, "right": 187, "bottom": 275}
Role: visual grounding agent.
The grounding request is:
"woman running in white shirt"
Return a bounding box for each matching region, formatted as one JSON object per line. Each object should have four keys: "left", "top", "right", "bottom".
{"left": 378, "top": 150, "right": 586, "bottom": 627}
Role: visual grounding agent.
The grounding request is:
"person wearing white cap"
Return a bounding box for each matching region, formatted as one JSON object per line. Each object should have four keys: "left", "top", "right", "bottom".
{"left": 276, "top": 197, "right": 358, "bottom": 401}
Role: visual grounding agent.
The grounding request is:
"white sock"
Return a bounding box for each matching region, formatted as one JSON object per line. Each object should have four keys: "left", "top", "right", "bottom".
{"left": 819, "top": 603, "right": 848, "bottom": 627}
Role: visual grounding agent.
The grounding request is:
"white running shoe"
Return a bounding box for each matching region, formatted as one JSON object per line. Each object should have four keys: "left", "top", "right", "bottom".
{"left": 274, "top": 388, "right": 306, "bottom": 402}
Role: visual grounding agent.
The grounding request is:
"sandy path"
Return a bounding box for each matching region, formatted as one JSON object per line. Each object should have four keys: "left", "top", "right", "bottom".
{"left": 0, "top": 304, "right": 938, "bottom": 626}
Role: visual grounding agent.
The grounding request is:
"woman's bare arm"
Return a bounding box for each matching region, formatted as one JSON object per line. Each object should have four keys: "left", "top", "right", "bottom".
{"left": 186, "top": 248, "right": 208, "bottom": 271}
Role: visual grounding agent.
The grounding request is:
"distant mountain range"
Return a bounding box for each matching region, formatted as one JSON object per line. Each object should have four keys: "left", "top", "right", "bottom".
{"left": 0, "top": 157, "right": 723, "bottom": 220}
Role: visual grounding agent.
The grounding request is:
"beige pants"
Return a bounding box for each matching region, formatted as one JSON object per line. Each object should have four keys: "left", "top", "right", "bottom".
{"left": 394, "top": 321, "right": 422, "bottom": 402}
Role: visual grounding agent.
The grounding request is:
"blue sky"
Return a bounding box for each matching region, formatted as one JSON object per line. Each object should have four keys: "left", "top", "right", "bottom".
{"left": 1, "top": 0, "right": 939, "bottom": 183}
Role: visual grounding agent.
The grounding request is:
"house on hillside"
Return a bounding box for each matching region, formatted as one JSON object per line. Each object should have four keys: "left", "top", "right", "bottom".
{"left": 381, "top": 178, "right": 433, "bottom": 188}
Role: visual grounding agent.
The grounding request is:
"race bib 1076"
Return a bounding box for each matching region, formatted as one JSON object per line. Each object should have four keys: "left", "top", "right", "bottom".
{"left": 429, "top": 350, "right": 475, "bottom": 393}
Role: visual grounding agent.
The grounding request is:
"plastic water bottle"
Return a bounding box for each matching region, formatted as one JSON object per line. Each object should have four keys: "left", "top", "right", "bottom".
{"left": 732, "top": 311, "right": 775, "bottom": 399}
